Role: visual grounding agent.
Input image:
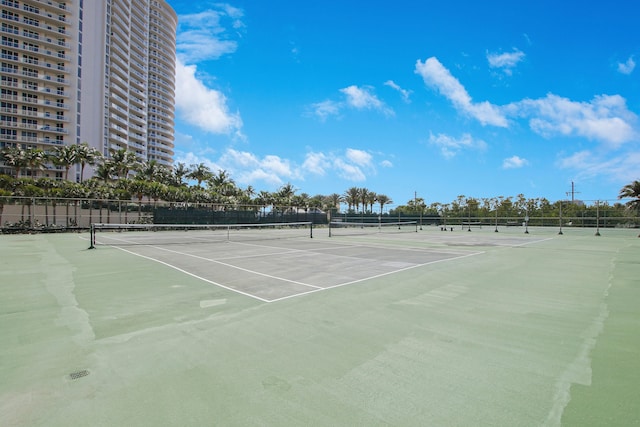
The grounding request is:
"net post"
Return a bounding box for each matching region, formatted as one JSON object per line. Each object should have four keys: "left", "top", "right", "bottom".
{"left": 89, "top": 223, "right": 95, "bottom": 249}
{"left": 309, "top": 221, "right": 313, "bottom": 238}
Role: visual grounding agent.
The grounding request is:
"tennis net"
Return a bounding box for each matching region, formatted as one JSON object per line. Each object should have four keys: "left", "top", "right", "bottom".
{"left": 328, "top": 220, "right": 418, "bottom": 237}
{"left": 89, "top": 221, "right": 313, "bottom": 248}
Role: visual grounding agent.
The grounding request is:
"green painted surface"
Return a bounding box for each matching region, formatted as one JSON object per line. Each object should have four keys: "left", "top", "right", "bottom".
{"left": 0, "top": 227, "right": 638, "bottom": 426}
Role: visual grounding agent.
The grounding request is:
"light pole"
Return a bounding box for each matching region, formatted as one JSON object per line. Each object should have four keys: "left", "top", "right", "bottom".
{"left": 558, "top": 201, "right": 563, "bottom": 235}
{"left": 595, "top": 200, "right": 601, "bottom": 236}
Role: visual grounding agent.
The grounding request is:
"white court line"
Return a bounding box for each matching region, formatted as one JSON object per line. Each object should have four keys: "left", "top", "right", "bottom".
{"left": 112, "top": 246, "right": 273, "bottom": 303}
{"left": 229, "top": 239, "right": 479, "bottom": 264}
{"left": 513, "top": 237, "right": 554, "bottom": 247}
{"left": 268, "top": 250, "right": 486, "bottom": 303}
{"left": 86, "top": 236, "right": 486, "bottom": 303}
{"left": 145, "top": 245, "right": 324, "bottom": 290}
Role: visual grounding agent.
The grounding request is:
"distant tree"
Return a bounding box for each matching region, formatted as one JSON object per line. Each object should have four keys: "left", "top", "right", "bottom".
{"left": 187, "top": 163, "right": 213, "bottom": 188}
{"left": 1, "top": 147, "right": 29, "bottom": 178}
{"left": 324, "top": 193, "right": 343, "bottom": 212}
{"left": 366, "top": 191, "right": 377, "bottom": 213}
{"left": 376, "top": 194, "right": 392, "bottom": 214}
{"left": 52, "top": 145, "right": 77, "bottom": 181}
{"left": 619, "top": 180, "right": 640, "bottom": 236}
{"left": 619, "top": 180, "right": 640, "bottom": 212}
{"left": 106, "top": 148, "right": 139, "bottom": 179}
{"left": 344, "top": 187, "right": 360, "bottom": 212}
{"left": 171, "top": 162, "right": 190, "bottom": 187}
{"left": 76, "top": 143, "right": 102, "bottom": 182}
{"left": 93, "top": 162, "right": 115, "bottom": 184}
{"left": 24, "top": 148, "right": 48, "bottom": 179}
{"left": 0, "top": 188, "right": 11, "bottom": 225}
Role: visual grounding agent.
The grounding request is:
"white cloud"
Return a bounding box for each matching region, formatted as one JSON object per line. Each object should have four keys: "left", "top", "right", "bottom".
{"left": 179, "top": 147, "right": 386, "bottom": 188}
{"left": 176, "top": 151, "right": 221, "bottom": 173}
{"left": 428, "top": 132, "right": 488, "bottom": 158}
{"left": 384, "top": 80, "right": 412, "bottom": 102}
{"left": 175, "top": 60, "right": 243, "bottom": 136}
{"left": 509, "top": 94, "right": 637, "bottom": 147}
{"left": 302, "top": 152, "right": 331, "bottom": 176}
{"left": 380, "top": 159, "right": 393, "bottom": 168}
{"left": 345, "top": 148, "right": 373, "bottom": 166}
{"left": 334, "top": 158, "right": 367, "bottom": 181}
{"left": 558, "top": 149, "right": 640, "bottom": 182}
{"left": 502, "top": 155, "right": 529, "bottom": 169}
{"left": 306, "top": 147, "right": 379, "bottom": 182}
{"left": 308, "top": 100, "right": 342, "bottom": 121}
{"left": 617, "top": 56, "right": 636, "bottom": 75}
{"left": 218, "top": 149, "right": 300, "bottom": 186}
{"left": 340, "top": 85, "right": 394, "bottom": 116}
{"left": 415, "top": 57, "right": 508, "bottom": 127}
{"left": 487, "top": 49, "right": 525, "bottom": 75}
{"left": 177, "top": 7, "right": 245, "bottom": 63}
{"left": 417, "top": 57, "right": 639, "bottom": 147}
{"left": 308, "top": 85, "right": 394, "bottom": 121}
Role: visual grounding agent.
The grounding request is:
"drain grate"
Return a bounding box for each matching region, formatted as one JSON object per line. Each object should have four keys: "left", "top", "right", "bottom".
{"left": 69, "top": 369, "right": 89, "bottom": 380}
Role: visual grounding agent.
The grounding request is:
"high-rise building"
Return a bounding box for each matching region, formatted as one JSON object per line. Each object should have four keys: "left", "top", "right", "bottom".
{"left": 0, "top": 0, "right": 177, "bottom": 180}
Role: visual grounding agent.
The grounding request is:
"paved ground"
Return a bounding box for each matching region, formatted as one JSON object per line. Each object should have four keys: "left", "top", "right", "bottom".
{"left": 1, "top": 226, "right": 638, "bottom": 426}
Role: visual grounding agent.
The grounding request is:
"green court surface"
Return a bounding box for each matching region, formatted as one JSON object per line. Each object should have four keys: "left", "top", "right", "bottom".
{"left": 1, "top": 226, "right": 638, "bottom": 426}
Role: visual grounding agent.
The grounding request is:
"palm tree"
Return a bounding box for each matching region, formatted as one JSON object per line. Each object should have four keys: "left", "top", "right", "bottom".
{"left": 93, "top": 162, "right": 115, "bottom": 184}
{"left": 128, "top": 179, "right": 147, "bottom": 218}
{"left": 75, "top": 143, "right": 102, "bottom": 183}
{"left": 36, "top": 178, "right": 60, "bottom": 226}
{"left": 255, "top": 190, "right": 274, "bottom": 217}
{"left": 187, "top": 163, "right": 213, "bottom": 188}
{"left": 618, "top": 180, "right": 640, "bottom": 236}
{"left": 208, "top": 169, "right": 238, "bottom": 204}
{"left": 52, "top": 145, "right": 77, "bottom": 181}
{"left": 366, "top": 191, "right": 377, "bottom": 213}
{"left": 135, "top": 159, "right": 163, "bottom": 182}
{"left": 172, "top": 162, "right": 190, "bottom": 187}
{"left": 1, "top": 147, "right": 29, "bottom": 178}
{"left": 107, "top": 148, "right": 138, "bottom": 179}
{"left": 324, "top": 193, "right": 343, "bottom": 213}
{"left": 0, "top": 188, "right": 11, "bottom": 226}
{"left": 619, "top": 180, "right": 640, "bottom": 211}
{"left": 376, "top": 194, "right": 392, "bottom": 214}
{"left": 344, "top": 187, "right": 360, "bottom": 212}
{"left": 25, "top": 148, "right": 48, "bottom": 179}
{"left": 277, "top": 182, "right": 297, "bottom": 208}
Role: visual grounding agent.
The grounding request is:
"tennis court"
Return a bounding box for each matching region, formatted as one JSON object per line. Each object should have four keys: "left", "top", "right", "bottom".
{"left": 1, "top": 224, "right": 638, "bottom": 426}
{"left": 89, "top": 222, "right": 493, "bottom": 302}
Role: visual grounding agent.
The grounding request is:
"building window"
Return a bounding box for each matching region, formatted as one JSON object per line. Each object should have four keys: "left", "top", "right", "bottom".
{"left": 22, "top": 4, "right": 38, "bottom": 14}
{"left": 1, "top": 22, "right": 19, "bottom": 34}
{"left": 21, "top": 79, "right": 37, "bottom": 90}
{"left": 0, "top": 114, "right": 17, "bottom": 123}
{"left": 23, "top": 16, "right": 39, "bottom": 27}
{"left": 1, "top": 1, "right": 20, "bottom": 8}
{"left": 0, "top": 128, "right": 17, "bottom": 139}
{"left": 1, "top": 10, "right": 19, "bottom": 21}
{"left": 1, "top": 49, "right": 18, "bottom": 60}
{"left": 1, "top": 36, "right": 18, "bottom": 47}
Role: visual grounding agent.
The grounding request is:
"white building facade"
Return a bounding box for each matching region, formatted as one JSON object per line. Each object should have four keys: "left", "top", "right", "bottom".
{"left": 0, "top": 0, "right": 177, "bottom": 179}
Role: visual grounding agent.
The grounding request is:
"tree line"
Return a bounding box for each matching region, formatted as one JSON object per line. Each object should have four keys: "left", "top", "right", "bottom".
{"left": 0, "top": 145, "right": 395, "bottom": 214}
{"left": 1, "top": 144, "right": 639, "bottom": 222}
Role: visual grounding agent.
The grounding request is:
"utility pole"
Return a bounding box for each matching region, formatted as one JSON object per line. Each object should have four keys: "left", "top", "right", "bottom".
{"left": 566, "top": 181, "right": 580, "bottom": 203}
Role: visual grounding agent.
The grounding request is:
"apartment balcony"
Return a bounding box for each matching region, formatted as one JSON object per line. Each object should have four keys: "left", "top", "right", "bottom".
{"left": 39, "top": 125, "right": 68, "bottom": 134}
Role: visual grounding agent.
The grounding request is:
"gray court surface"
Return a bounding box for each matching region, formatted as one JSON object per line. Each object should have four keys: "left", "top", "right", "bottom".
{"left": 1, "top": 225, "right": 638, "bottom": 426}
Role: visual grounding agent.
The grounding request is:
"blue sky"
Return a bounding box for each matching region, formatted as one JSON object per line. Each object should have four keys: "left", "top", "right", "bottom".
{"left": 166, "top": 0, "right": 639, "bottom": 207}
